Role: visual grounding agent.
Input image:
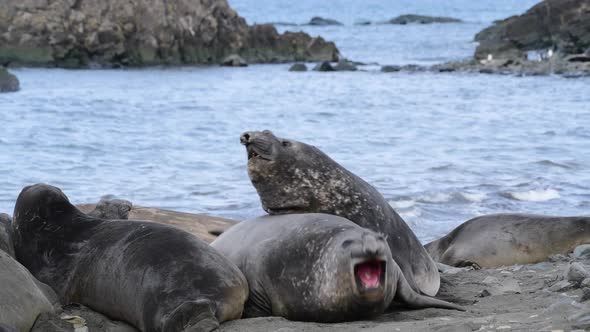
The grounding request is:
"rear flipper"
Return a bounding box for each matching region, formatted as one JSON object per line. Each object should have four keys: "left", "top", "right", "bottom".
{"left": 161, "top": 300, "right": 219, "bottom": 332}
{"left": 394, "top": 268, "right": 466, "bottom": 311}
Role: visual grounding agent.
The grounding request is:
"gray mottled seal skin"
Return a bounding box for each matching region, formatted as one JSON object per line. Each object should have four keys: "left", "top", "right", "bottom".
{"left": 0, "top": 250, "right": 58, "bottom": 332}
{"left": 212, "top": 213, "right": 463, "bottom": 322}
{"left": 240, "top": 130, "right": 440, "bottom": 296}
{"left": 87, "top": 195, "right": 133, "bottom": 220}
{"left": 0, "top": 214, "right": 14, "bottom": 257}
{"left": 13, "top": 184, "right": 248, "bottom": 332}
{"left": 426, "top": 214, "right": 590, "bottom": 268}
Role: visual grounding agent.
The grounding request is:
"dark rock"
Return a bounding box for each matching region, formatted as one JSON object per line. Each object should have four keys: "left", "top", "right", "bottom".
{"left": 313, "top": 61, "right": 335, "bottom": 72}
{"left": 386, "top": 14, "right": 462, "bottom": 25}
{"left": 474, "top": 0, "right": 590, "bottom": 60}
{"left": 354, "top": 20, "right": 372, "bottom": 26}
{"left": 289, "top": 63, "right": 307, "bottom": 72}
{"left": 582, "top": 288, "right": 590, "bottom": 302}
{"left": 267, "top": 22, "right": 298, "bottom": 27}
{"left": 0, "top": 68, "right": 19, "bottom": 92}
{"left": 568, "top": 55, "right": 590, "bottom": 62}
{"left": 305, "top": 17, "right": 343, "bottom": 26}
{"left": 0, "top": 1, "right": 339, "bottom": 67}
{"left": 333, "top": 59, "right": 357, "bottom": 71}
{"left": 477, "top": 289, "right": 491, "bottom": 298}
{"left": 221, "top": 54, "right": 248, "bottom": 67}
{"left": 381, "top": 65, "right": 401, "bottom": 72}
{"left": 244, "top": 25, "right": 340, "bottom": 63}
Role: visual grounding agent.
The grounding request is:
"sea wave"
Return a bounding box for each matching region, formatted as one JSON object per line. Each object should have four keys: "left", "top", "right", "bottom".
{"left": 503, "top": 189, "right": 560, "bottom": 202}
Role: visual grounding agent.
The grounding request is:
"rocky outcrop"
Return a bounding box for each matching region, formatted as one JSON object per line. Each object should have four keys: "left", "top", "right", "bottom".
{"left": 0, "top": 0, "right": 339, "bottom": 68}
{"left": 474, "top": 0, "right": 590, "bottom": 60}
{"left": 386, "top": 15, "right": 462, "bottom": 25}
{"left": 0, "top": 68, "right": 19, "bottom": 92}
{"left": 304, "top": 17, "right": 343, "bottom": 26}
{"left": 289, "top": 63, "right": 307, "bottom": 72}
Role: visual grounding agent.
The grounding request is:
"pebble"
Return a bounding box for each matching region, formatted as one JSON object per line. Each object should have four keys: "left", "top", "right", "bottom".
{"left": 581, "top": 287, "right": 590, "bottom": 302}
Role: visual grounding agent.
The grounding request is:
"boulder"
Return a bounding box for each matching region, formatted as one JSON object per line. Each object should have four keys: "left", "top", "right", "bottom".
{"left": 386, "top": 14, "right": 462, "bottom": 25}
{"left": 474, "top": 0, "right": 590, "bottom": 60}
{"left": 0, "top": 68, "right": 19, "bottom": 92}
{"left": 221, "top": 54, "right": 248, "bottom": 67}
{"left": 313, "top": 61, "right": 335, "bottom": 72}
{"left": 305, "top": 17, "right": 343, "bottom": 26}
{"left": 289, "top": 63, "right": 308, "bottom": 72}
{"left": 0, "top": 0, "right": 339, "bottom": 67}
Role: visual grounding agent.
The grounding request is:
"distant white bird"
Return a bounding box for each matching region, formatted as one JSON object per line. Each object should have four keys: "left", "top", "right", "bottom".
{"left": 547, "top": 49, "right": 553, "bottom": 58}
{"left": 487, "top": 54, "right": 493, "bottom": 61}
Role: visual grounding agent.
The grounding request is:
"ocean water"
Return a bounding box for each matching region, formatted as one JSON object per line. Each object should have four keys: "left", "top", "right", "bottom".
{"left": 1, "top": 0, "right": 589, "bottom": 242}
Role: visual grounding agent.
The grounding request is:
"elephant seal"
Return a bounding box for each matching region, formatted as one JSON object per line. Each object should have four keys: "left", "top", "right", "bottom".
{"left": 0, "top": 250, "right": 58, "bottom": 332}
{"left": 13, "top": 184, "right": 248, "bottom": 332}
{"left": 240, "top": 130, "right": 440, "bottom": 296}
{"left": 87, "top": 195, "right": 133, "bottom": 220}
{"left": 0, "top": 214, "right": 14, "bottom": 257}
{"left": 425, "top": 214, "right": 590, "bottom": 268}
{"left": 212, "top": 213, "right": 463, "bottom": 322}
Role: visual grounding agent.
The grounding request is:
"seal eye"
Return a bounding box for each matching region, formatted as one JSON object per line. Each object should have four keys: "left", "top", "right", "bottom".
{"left": 282, "top": 141, "right": 291, "bottom": 147}
{"left": 342, "top": 240, "right": 354, "bottom": 248}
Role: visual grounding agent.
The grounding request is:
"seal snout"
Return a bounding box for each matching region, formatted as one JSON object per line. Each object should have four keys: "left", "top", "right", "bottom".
{"left": 240, "top": 132, "right": 251, "bottom": 145}
{"left": 240, "top": 131, "right": 276, "bottom": 161}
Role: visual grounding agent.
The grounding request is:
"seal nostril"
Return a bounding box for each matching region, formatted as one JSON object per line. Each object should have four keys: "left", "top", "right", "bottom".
{"left": 240, "top": 133, "right": 250, "bottom": 145}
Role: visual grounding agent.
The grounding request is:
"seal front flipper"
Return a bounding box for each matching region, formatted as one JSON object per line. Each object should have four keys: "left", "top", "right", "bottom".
{"left": 394, "top": 262, "right": 465, "bottom": 311}
{"left": 161, "top": 300, "right": 219, "bottom": 332}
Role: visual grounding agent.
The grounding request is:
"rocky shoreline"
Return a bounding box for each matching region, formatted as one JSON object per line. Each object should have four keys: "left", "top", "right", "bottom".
{"left": 0, "top": 0, "right": 339, "bottom": 68}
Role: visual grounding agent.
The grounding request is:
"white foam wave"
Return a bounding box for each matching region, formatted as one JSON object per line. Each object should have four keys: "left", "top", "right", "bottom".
{"left": 389, "top": 199, "right": 416, "bottom": 209}
{"left": 420, "top": 193, "right": 452, "bottom": 203}
{"left": 506, "top": 189, "right": 560, "bottom": 202}
{"left": 460, "top": 192, "right": 487, "bottom": 203}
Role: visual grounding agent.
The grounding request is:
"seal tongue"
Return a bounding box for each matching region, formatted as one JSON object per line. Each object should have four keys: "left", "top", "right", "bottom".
{"left": 356, "top": 261, "right": 382, "bottom": 288}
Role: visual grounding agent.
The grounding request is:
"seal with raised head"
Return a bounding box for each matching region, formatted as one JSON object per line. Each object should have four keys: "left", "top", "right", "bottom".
{"left": 12, "top": 184, "right": 248, "bottom": 332}
{"left": 239, "top": 130, "right": 440, "bottom": 296}
{"left": 86, "top": 195, "right": 133, "bottom": 220}
{"left": 212, "top": 213, "right": 463, "bottom": 322}
{"left": 425, "top": 213, "right": 590, "bottom": 268}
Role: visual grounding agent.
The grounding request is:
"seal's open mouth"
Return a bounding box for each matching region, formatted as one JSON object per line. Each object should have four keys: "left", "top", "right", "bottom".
{"left": 244, "top": 143, "right": 273, "bottom": 161}
{"left": 354, "top": 260, "right": 385, "bottom": 292}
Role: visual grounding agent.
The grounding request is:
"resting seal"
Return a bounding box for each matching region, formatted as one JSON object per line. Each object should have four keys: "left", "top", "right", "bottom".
{"left": 87, "top": 195, "right": 133, "bottom": 220}
{"left": 212, "top": 213, "right": 462, "bottom": 322}
{"left": 0, "top": 250, "right": 58, "bottom": 332}
{"left": 0, "top": 214, "right": 14, "bottom": 257}
{"left": 13, "top": 184, "right": 248, "bottom": 332}
{"left": 240, "top": 130, "right": 440, "bottom": 296}
{"left": 425, "top": 214, "right": 590, "bottom": 268}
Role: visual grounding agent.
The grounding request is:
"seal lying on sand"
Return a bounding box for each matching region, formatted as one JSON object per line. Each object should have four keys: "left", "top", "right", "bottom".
{"left": 240, "top": 130, "right": 440, "bottom": 296}
{"left": 0, "top": 250, "right": 58, "bottom": 332}
{"left": 13, "top": 184, "right": 248, "bottom": 332}
{"left": 212, "top": 213, "right": 463, "bottom": 322}
{"left": 425, "top": 214, "right": 590, "bottom": 268}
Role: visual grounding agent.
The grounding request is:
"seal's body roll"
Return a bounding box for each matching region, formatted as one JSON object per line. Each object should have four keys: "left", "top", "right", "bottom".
{"left": 0, "top": 250, "right": 57, "bottom": 332}
{"left": 426, "top": 214, "right": 590, "bottom": 268}
{"left": 212, "top": 213, "right": 462, "bottom": 322}
{"left": 240, "top": 130, "right": 440, "bottom": 296}
{"left": 0, "top": 214, "right": 14, "bottom": 257}
{"left": 12, "top": 184, "right": 248, "bottom": 332}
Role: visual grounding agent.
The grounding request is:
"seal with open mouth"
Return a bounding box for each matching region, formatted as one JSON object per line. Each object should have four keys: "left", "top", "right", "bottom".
{"left": 12, "top": 183, "right": 248, "bottom": 332}
{"left": 239, "top": 130, "right": 440, "bottom": 297}
{"left": 212, "top": 213, "right": 463, "bottom": 322}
